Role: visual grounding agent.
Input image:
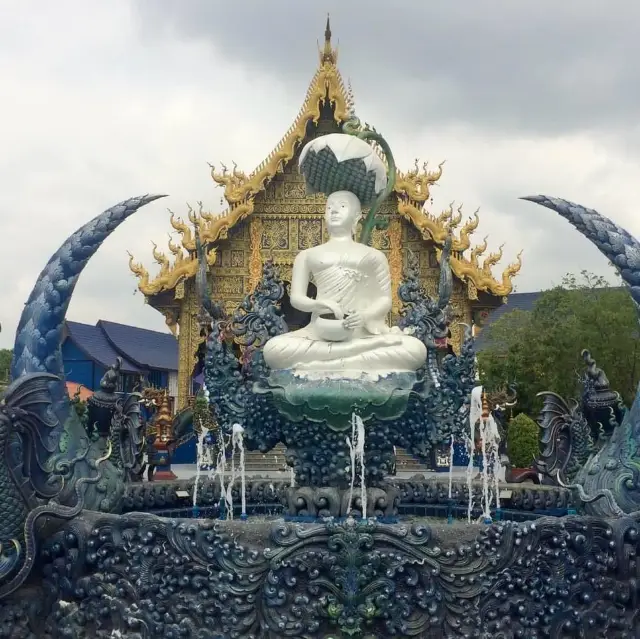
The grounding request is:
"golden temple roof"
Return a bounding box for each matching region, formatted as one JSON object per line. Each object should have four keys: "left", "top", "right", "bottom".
{"left": 129, "top": 18, "right": 522, "bottom": 300}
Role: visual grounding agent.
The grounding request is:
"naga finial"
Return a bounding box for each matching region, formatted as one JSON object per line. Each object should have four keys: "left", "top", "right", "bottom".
{"left": 582, "top": 349, "right": 610, "bottom": 391}
{"left": 581, "top": 348, "right": 619, "bottom": 413}
{"left": 437, "top": 233, "right": 453, "bottom": 310}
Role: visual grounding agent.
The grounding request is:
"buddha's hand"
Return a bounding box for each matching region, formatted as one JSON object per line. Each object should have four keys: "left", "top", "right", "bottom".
{"left": 343, "top": 312, "right": 366, "bottom": 330}
{"left": 314, "top": 299, "right": 344, "bottom": 319}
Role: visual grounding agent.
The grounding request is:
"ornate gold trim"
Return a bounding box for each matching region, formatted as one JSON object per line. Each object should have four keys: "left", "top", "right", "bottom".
{"left": 436, "top": 247, "right": 523, "bottom": 297}
{"left": 388, "top": 217, "right": 403, "bottom": 313}
{"left": 482, "top": 243, "right": 505, "bottom": 274}
{"left": 396, "top": 201, "right": 479, "bottom": 252}
{"left": 210, "top": 53, "right": 348, "bottom": 203}
{"left": 199, "top": 200, "right": 255, "bottom": 247}
{"left": 131, "top": 197, "right": 519, "bottom": 299}
{"left": 395, "top": 160, "right": 445, "bottom": 203}
{"left": 249, "top": 217, "right": 264, "bottom": 291}
{"left": 127, "top": 244, "right": 217, "bottom": 297}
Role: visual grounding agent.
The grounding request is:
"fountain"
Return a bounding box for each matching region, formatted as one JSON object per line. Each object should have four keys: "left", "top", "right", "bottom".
{"left": 192, "top": 423, "right": 209, "bottom": 517}
{"left": 346, "top": 413, "right": 367, "bottom": 519}
{"left": 467, "top": 386, "right": 482, "bottom": 521}
{"left": 2, "top": 122, "right": 640, "bottom": 637}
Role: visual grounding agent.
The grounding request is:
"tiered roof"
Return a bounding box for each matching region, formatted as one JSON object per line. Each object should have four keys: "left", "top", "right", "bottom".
{"left": 129, "top": 17, "right": 522, "bottom": 300}
{"left": 64, "top": 320, "right": 178, "bottom": 372}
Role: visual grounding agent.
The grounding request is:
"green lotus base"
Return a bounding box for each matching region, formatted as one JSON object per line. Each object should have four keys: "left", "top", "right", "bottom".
{"left": 254, "top": 370, "right": 419, "bottom": 431}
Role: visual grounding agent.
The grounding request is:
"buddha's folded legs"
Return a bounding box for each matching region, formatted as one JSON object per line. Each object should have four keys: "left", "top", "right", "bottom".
{"left": 294, "top": 340, "right": 427, "bottom": 374}
{"left": 263, "top": 333, "right": 426, "bottom": 374}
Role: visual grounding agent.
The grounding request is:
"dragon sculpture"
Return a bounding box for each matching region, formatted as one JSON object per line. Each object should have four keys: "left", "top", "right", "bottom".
{"left": 397, "top": 238, "right": 453, "bottom": 390}
{"left": 0, "top": 194, "right": 164, "bottom": 598}
{"left": 524, "top": 195, "right": 640, "bottom": 516}
{"left": 533, "top": 348, "right": 622, "bottom": 487}
{"left": 85, "top": 358, "right": 146, "bottom": 482}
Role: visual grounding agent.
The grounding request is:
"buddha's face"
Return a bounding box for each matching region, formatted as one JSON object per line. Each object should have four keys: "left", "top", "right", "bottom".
{"left": 325, "top": 191, "right": 362, "bottom": 236}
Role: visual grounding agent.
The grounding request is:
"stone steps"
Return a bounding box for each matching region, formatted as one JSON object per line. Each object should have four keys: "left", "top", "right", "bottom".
{"left": 223, "top": 445, "right": 432, "bottom": 475}
{"left": 395, "top": 448, "right": 433, "bottom": 473}
{"left": 231, "top": 444, "right": 288, "bottom": 473}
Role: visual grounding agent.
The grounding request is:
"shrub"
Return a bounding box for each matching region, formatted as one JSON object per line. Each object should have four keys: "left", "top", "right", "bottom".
{"left": 70, "top": 389, "right": 88, "bottom": 427}
{"left": 507, "top": 413, "right": 540, "bottom": 468}
{"left": 192, "top": 391, "right": 218, "bottom": 437}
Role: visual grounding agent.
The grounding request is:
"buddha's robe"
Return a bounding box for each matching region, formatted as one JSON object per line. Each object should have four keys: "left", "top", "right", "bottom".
{"left": 263, "top": 246, "right": 426, "bottom": 377}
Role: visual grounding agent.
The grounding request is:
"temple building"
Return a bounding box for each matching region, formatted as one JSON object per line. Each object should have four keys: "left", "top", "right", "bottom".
{"left": 128, "top": 19, "right": 522, "bottom": 411}
{"left": 62, "top": 320, "right": 178, "bottom": 403}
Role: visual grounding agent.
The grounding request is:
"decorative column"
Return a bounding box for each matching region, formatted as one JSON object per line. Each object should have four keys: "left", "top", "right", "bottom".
{"left": 176, "top": 281, "right": 204, "bottom": 410}
{"left": 248, "top": 217, "right": 263, "bottom": 292}
{"left": 388, "top": 217, "right": 402, "bottom": 315}
{"left": 448, "top": 299, "right": 465, "bottom": 355}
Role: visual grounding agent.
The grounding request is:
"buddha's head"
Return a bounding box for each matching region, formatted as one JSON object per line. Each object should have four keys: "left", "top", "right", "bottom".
{"left": 325, "top": 190, "right": 362, "bottom": 238}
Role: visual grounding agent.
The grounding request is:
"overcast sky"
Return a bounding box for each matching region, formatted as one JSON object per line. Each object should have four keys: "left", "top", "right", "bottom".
{"left": 1, "top": 0, "right": 639, "bottom": 349}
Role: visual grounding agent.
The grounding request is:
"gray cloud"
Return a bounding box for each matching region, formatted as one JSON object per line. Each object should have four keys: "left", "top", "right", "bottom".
{"left": 1, "top": 0, "right": 639, "bottom": 351}
{"left": 132, "top": 0, "right": 640, "bottom": 136}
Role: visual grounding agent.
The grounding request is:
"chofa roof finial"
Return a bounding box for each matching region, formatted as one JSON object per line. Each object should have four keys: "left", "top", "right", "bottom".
{"left": 319, "top": 13, "right": 337, "bottom": 64}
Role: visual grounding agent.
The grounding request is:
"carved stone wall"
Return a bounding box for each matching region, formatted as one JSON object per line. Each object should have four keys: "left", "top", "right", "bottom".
{"left": 10, "top": 511, "right": 640, "bottom": 638}
{"left": 207, "top": 222, "right": 251, "bottom": 316}
{"left": 253, "top": 147, "right": 327, "bottom": 285}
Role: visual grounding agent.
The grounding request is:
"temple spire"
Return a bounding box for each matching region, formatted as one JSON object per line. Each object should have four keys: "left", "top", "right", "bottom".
{"left": 319, "top": 14, "right": 338, "bottom": 65}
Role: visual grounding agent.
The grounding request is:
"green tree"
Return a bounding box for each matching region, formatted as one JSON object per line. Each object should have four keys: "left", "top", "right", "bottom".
{"left": 507, "top": 413, "right": 540, "bottom": 468}
{"left": 0, "top": 349, "right": 11, "bottom": 384}
{"left": 192, "top": 391, "right": 219, "bottom": 442}
{"left": 478, "top": 271, "right": 640, "bottom": 416}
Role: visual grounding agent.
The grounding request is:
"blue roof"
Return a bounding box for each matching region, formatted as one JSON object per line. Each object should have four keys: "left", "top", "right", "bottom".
{"left": 98, "top": 320, "right": 178, "bottom": 371}
{"left": 65, "top": 321, "right": 142, "bottom": 373}
{"left": 474, "top": 292, "right": 542, "bottom": 351}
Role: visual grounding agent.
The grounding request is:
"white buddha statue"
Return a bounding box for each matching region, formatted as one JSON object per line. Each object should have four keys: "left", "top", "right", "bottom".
{"left": 262, "top": 190, "right": 427, "bottom": 378}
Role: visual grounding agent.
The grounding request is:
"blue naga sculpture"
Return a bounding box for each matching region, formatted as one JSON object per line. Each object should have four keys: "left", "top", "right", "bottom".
{"left": 0, "top": 194, "right": 163, "bottom": 597}
{"left": 524, "top": 195, "right": 640, "bottom": 517}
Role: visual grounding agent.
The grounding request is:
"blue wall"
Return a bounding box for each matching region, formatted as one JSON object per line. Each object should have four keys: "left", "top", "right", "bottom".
{"left": 148, "top": 370, "right": 168, "bottom": 389}
{"left": 172, "top": 431, "right": 197, "bottom": 465}
{"left": 62, "top": 340, "right": 171, "bottom": 393}
{"left": 62, "top": 340, "right": 106, "bottom": 391}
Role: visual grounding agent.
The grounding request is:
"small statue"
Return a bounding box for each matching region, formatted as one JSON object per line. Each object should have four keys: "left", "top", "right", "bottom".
{"left": 582, "top": 349, "right": 610, "bottom": 391}
{"left": 262, "top": 190, "right": 427, "bottom": 378}
{"left": 86, "top": 358, "right": 122, "bottom": 439}
{"left": 99, "top": 357, "right": 121, "bottom": 393}
{"left": 581, "top": 349, "right": 621, "bottom": 439}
